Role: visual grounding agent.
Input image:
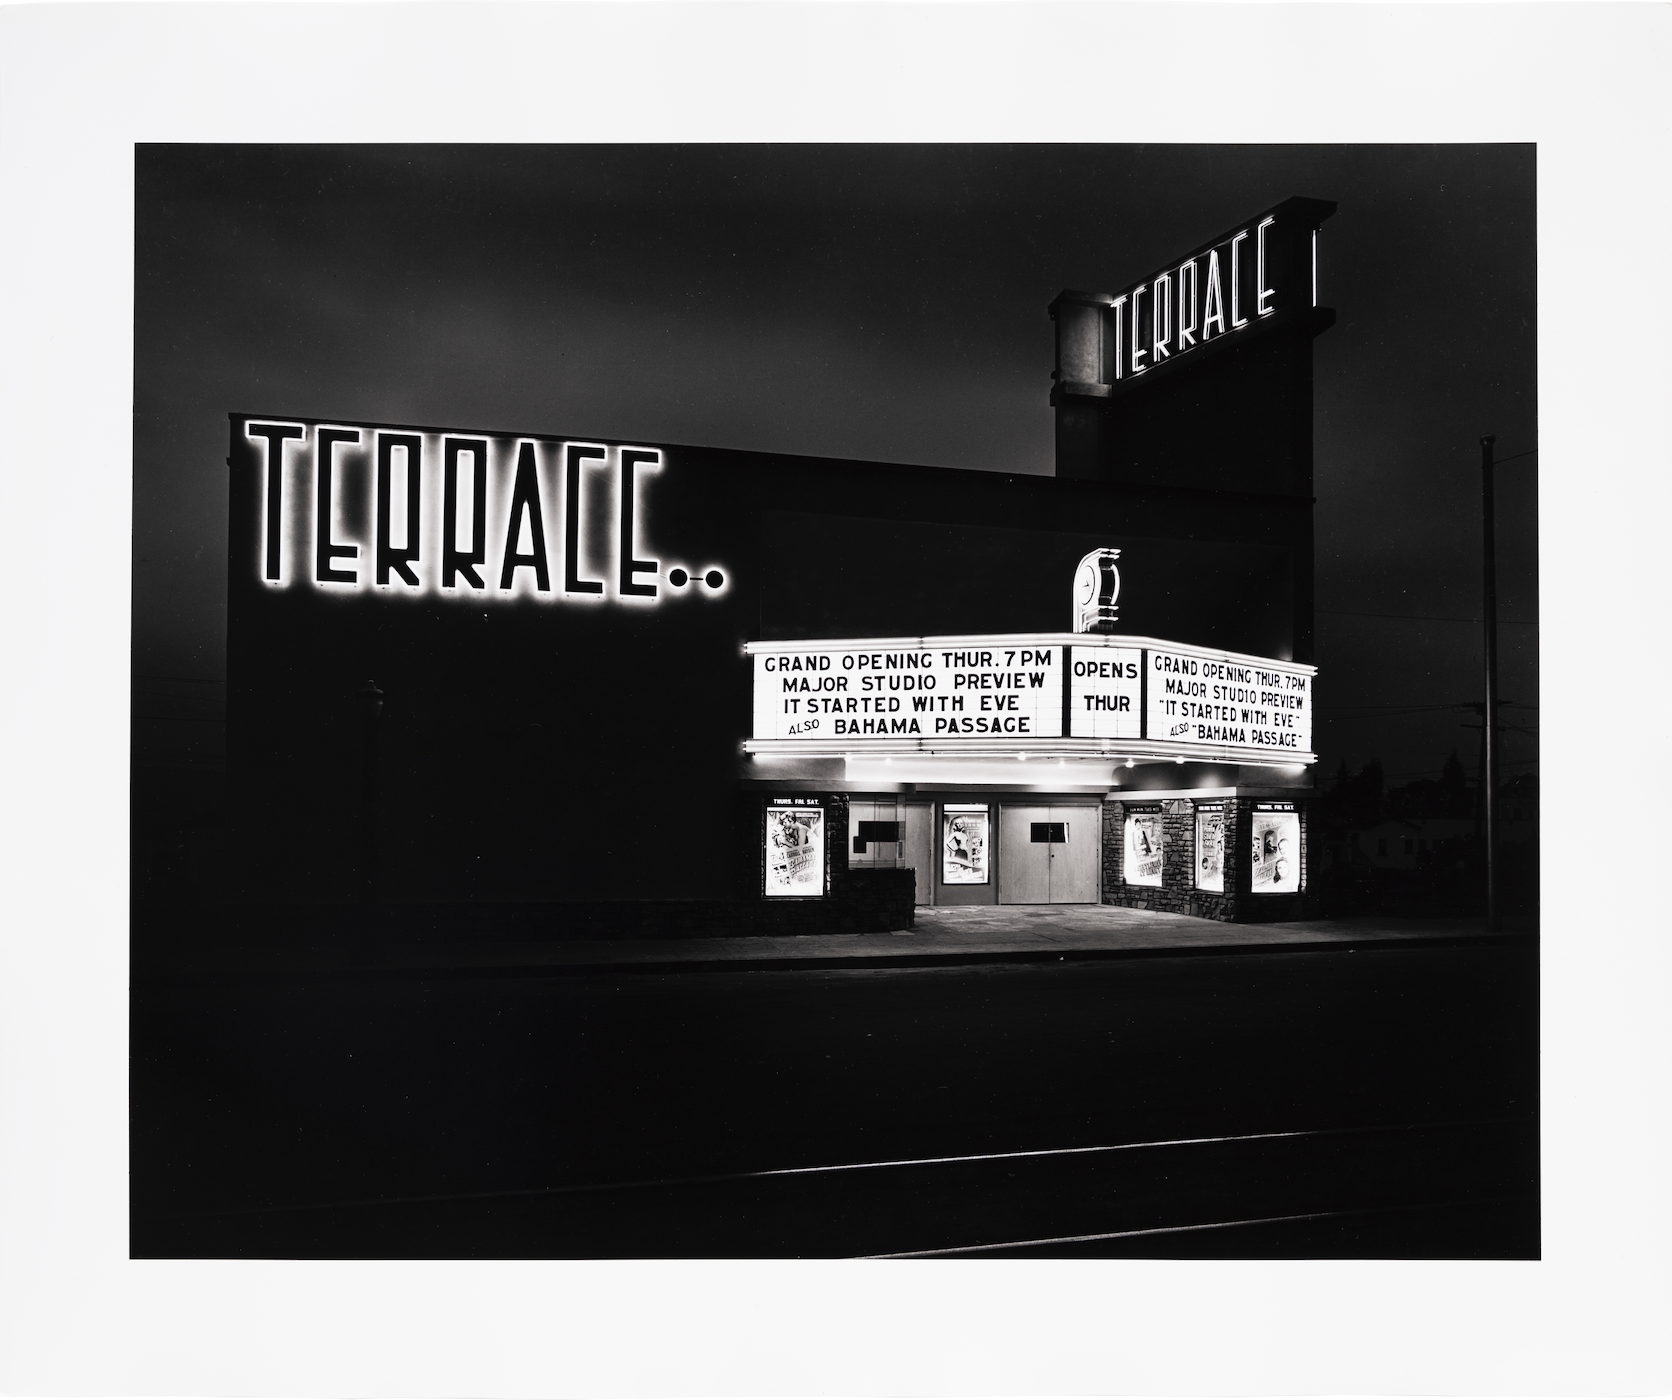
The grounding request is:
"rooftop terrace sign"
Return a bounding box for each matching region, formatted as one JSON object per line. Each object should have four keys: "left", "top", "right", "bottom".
{"left": 1050, "top": 196, "right": 1337, "bottom": 402}
{"left": 746, "top": 634, "right": 1315, "bottom": 766}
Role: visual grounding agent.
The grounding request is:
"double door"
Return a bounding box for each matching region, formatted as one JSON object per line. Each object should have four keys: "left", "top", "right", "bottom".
{"left": 998, "top": 804, "right": 1099, "bottom": 904}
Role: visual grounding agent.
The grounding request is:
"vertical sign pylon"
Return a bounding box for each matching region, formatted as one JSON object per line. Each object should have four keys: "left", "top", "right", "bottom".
{"left": 1480, "top": 435, "right": 1500, "bottom": 932}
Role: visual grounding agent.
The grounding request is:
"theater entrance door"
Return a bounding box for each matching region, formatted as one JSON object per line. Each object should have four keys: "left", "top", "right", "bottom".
{"left": 900, "top": 802, "right": 935, "bottom": 905}
{"left": 997, "top": 804, "right": 1099, "bottom": 904}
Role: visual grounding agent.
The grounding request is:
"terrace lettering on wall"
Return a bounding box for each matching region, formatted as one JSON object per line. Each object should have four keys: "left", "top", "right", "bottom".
{"left": 239, "top": 419, "right": 728, "bottom": 606}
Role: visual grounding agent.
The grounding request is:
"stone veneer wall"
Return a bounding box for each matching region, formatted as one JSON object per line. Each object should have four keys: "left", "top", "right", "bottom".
{"left": 1188, "top": 799, "right": 1241, "bottom": 922}
{"left": 1101, "top": 799, "right": 1189, "bottom": 914}
{"left": 1102, "top": 795, "right": 1315, "bottom": 924}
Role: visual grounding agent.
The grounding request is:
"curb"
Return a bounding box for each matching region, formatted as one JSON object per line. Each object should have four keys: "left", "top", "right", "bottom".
{"left": 134, "top": 930, "right": 1535, "bottom": 986}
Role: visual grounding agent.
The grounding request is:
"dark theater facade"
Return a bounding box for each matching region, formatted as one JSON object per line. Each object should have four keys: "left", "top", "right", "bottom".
{"left": 221, "top": 196, "right": 1334, "bottom": 936}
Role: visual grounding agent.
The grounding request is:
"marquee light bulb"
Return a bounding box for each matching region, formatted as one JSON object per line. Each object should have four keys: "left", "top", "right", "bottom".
{"left": 1125, "top": 758, "right": 1134, "bottom": 768}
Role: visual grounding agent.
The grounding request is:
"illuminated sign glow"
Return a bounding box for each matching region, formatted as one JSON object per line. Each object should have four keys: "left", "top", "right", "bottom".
{"left": 1252, "top": 804, "right": 1300, "bottom": 894}
{"left": 1124, "top": 810, "right": 1163, "bottom": 887}
{"left": 1072, "top": 548, "right": 1121, "bottom": 634}
{"left": 1107, "top": 222, "right": 1266, "bottom": 380}
{"left": 942, "top": 804, "right": 990, "bottom": 885}
{"left": 753, "top": 643, "right": 1065, "bottom": 741}
{"left": 1069, "top": 646, "right": 1142, "bottom": 739}
{"left": 1195, "top": 805, "right": 1226, "bottom": 893}
{"left": 1145, "top": 647, "right": 1312, "bottom": 754}
{"left": 746, "top": 632, "right": 1315, "bottom": 766}
{"left": 764, "top": 799, "right": 825, "bottom": 897}
{"left": 240, "top": 418, "right": 727, "bottom": 606}
{"left": 1049, "top": 197, "right": 1335, "bottom": 400}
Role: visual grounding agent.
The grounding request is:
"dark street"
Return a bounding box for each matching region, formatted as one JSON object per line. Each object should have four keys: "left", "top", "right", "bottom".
{"left": 132, "top": 939, "right": 1538, "bottom": 1258}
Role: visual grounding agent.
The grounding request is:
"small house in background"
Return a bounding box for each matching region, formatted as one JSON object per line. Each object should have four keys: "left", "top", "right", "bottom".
{"left": 1335, "top": 818, "right": 1478, "bottom": 872}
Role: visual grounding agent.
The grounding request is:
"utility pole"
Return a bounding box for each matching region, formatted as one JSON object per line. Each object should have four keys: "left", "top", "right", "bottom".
{"left": 1480, "top": 436, "right": 1500, "bottom": 931}
{"left": 357, "top": 680, "right": 385, "bottom": 904}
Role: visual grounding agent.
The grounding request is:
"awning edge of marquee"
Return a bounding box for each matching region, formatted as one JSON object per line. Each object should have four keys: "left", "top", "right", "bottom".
{"left": 743, "top": 737, "right": 1316, "bottom": 767}
{"left": 743, "top": 632, "right": 1317, "bottom": 676}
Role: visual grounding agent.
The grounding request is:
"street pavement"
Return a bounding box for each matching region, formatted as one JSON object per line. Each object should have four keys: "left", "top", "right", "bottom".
{"left": 139, "top": 902, "right": 1530, "bottom": 982}
{"left": 132, "top": 925, "right": 1539, "bottom": 1258}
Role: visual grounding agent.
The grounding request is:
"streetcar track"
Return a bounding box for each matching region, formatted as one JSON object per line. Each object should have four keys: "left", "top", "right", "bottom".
{"left": 859, "top": 1194, "right": 1541, "bottom": 1258}
{"left": 172, "top": 1113, "right": 1532, "bottom": 1220}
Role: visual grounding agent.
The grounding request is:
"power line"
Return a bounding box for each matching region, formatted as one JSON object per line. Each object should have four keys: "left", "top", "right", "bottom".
{"left": 1316, "top": 702, "right": 1537, "bottom": 714}
{"left": 1318, "top": 609, "right": 1538, "bottom": 626}
{"left": 1318, "top": 704, "right": 1465, "bottom": 713}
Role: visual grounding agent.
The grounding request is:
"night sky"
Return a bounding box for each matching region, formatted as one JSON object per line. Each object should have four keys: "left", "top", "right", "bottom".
{"left": 134, "top": 143, "right": 1537, "bottom": 788}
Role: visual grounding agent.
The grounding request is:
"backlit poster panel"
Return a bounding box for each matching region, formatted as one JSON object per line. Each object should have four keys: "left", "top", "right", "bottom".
{"left": 1251, "top": 807, "right": 1300, "bottom": 894}
{"left": 1195, "top": 806, "right": 1225, "bottom": 893}
{"left": 1124, "top": 811, "right": 1163, "bottom": 887}
{"left": 942, "top": 804, "right": 989, "bottom": 885}
{"left": 764, "top": 803, "right": 825, "bottom": 897}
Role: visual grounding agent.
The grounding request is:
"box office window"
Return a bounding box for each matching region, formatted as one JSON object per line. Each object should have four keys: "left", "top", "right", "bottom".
{"left": 1195, "top": 806, "right": 1226, "bottom": 894}
{"left": 764, "top": 803, "right": 825, "bottom": 898}
{"left": 849, "top": 800, "right": 903, "bottom": 868}
{"left": 942, "top": 804, "right": 990, "bottom": 885}
{"left": 1252, "top": 806, "right": 1300, "bottom": 895}
{"left": 854, "top": 820, "right": 901, "bottom": 853}
{"left": 1029, "top": 822, "right": 1068, "bottom": 844}
{"left": 1124, "top": 810, "right": 1163, "bottom": 888}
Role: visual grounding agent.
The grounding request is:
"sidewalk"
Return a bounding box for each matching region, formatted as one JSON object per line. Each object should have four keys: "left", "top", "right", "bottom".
{"left": 141, "top": 903, "right": 1533, "bottom": 982}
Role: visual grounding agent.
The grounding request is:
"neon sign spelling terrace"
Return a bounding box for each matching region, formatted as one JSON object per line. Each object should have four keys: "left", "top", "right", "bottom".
{"left": 1051, "top": 196, "right": 1337, "bottom": 397}
{"left": 1107, "top": 217, "right": 1278, "bottom": 379}
{"left": 240, "top": 421, "right": 727, "bottom": 604}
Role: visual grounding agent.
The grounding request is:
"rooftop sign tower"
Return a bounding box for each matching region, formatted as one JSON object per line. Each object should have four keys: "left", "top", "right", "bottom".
{"left": 1050, "top": 196, "right": 1336, "bottom": 664}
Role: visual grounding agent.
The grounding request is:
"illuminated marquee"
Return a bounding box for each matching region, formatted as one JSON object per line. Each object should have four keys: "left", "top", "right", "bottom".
{"left": 236, "top": 416, "right": 728, "bottom": 605}
{"left": 753, "top": 643, "right": 1066, "bottom": 741}
{"left": 746, "top": 633, "right": 1315, "bottom": 766}
{"left": 1145, "top": 647, "right": 1312, "bottom": 754}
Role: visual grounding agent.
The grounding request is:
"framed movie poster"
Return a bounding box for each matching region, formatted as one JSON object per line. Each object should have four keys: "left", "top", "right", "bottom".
{"left": 1251, "top": 805, "right": 1300, "bottom": 894}
{"left": 1124, "top": 810, "right": 1163, "bottom": 887}
{"left": 941, "top": 804, "right": 989, "bottom": 885}
{"left": 764, "top": 801, "right": 825, "bottom": 897}
{"left": 1195, "top": 806, "right": 1225, "bottom": 893}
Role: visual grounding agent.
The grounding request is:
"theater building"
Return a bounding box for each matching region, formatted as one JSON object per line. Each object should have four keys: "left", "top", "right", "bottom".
{"left": 221, "top": 197, "right": 1333, "bottom": 934}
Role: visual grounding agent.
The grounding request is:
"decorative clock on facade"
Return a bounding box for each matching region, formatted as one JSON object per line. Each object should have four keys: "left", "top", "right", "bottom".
{"left": 1073, "top": 548, "right": 1122, "bottom": 634}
